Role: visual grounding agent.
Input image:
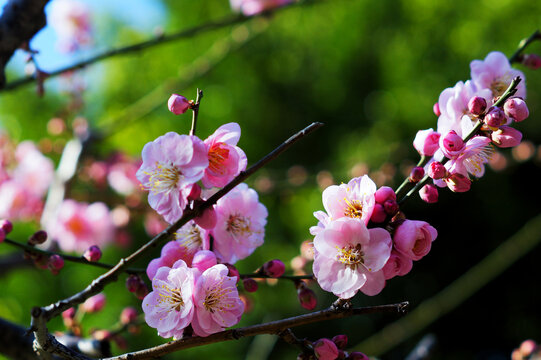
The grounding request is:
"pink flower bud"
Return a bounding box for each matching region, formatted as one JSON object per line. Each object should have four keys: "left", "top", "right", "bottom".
{"left": 62, "top": 307, "right": 76, "bottom": 320}
{"left": 0, "top": 228, "right": 5, "bottom": 243}
{"left": 491, "top": 126, "right": 522, "bottom": 148}
{"left": 484, "top": 106, "right": 507, "bottom": 129}
{"left": 393, "top": 220, "right": 437, "bottom": 261}
{"left": 263, "top": 259, "right": 285, "bottom": 278}
{"left": 186, "top": 183, "right": 201, "bottom": 201}
{"left": 194, "top": 206, "right": 217, "bottom": 230}
{"left": 224, "top": 263, "right": 240, "bottom": 283}
{"left": 504, "top": 98, "right": 529, "bottom": 122}
{"left": 135, "top": 283, "right": 149, "bottom": 300}
{"left": 126, "top": 274, "right": 141, "bottom": 293}
{"left": 314, "top": 338, "right": 339, "bottom": 360}
{"left": 413, "top": 129, "right": 440, "bottom": 157}
{"left": 48, "top": 254, "right": 64, "bottom": 273}
{"left": 332, "top": 335, "right": 348, "bottom": 350}
{"left": 297, "top": 286, "right": 317, "bottom": 310}
{"left": 120, "top": 307, "right": 138, "bottom": 325}
{"left": 428, "top": 161, "right": 447, "bottom": 180}
{"left": 83, "top": 293, "right": 106, "bottom": 313}
{"left": 409, "top": 166, "right": 424, "bottom": 183}
{"left": 433, "top": 102, "right": 441, "bottom": 117}
{"left": 191, "top": 250, "right": 217, "bottom": 272}
{"left": 440, "top": 131, "right": 464, "bottom": 158}
{"left": 0, "top": 219, "right": 13, "bottom": 235}
{"left": 382, "top": 249, "right": 413, "bottom": 280}
{"left": 383, "top": 199, "right": 399, "bottom": 216}
{"left": 419, "top": 184, "right": 438, "bottom": 203}
{"left": 374, "top": 186, "right": 396, "bottom": 204}
{"left": 28, "top": 230, "right": 48, "bottom": 245}
{"left": 445, "top": 173, "right": 471, "bottom": 192}
{"left": 467, "top": 96, "right": 487, "bottom": 116}
{"left": 242, "top": 278, "right": 258, "bottom": 292}
{"left": 348, "top": 352, "right": 370, "bottom": 360}
{"left": 370, "top": 203, "right": 387, "bottom": 223}
{"left": 167, "top": 94, "right": 190, "bottom": 115}
{"left": 522, "top": 54, "right": 541, "bottom": 69}
{"left": 83, "top": 245, "right": 102, "bottom": 262}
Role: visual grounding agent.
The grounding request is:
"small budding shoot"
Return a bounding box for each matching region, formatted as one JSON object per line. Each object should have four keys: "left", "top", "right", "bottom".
{"left": 262, "top": 259, "right": 285, "bottom": 278}
{"left": 167, "top": 94, "right": 191, "bottom": 115}
{"left": 83, "top": 245, "right": 102, "bottom": 262}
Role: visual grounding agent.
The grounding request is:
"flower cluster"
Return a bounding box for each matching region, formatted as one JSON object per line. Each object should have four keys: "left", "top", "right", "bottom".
{"left": 143, "top": 252, "right": 244, "bottom": 339}
{"left": 415, "top": 51, "right": 529, "bottom": 197}
{"left": 310, "top": 176, "right": 437, "bottom": 298}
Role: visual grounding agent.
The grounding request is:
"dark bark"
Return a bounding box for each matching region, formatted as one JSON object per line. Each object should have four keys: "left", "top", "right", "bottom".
{"left": 0, "top": 317, "right": 38, "bottom": 360}
{"left": 0, "top": 0, "right": 49, "bottom": 87}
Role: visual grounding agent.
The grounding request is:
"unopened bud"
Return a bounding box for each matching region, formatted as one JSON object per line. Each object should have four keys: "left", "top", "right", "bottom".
{"left": 428, "top": 161, "right": 447, "bottom": 179}
{"left": 348, "top": 352, "right": 370, "bottom": 360}
{"left": 83, "top": 293, "right": 106, "bottom": 313}
{"left": 314, "top": 338, "right": 339, "bottom": 360}
{"left": 62, "top": 307, "right": 76, "bottom": 320}
{"left": 383, "top": 199, "right": 399, "bottom": 216}
{"left": 409, "top": 166, "right": 424, "bottom": 183}
{"left": 522, "top": 54, "right": 541, "bottom": 70}
{"left": 263, "top": 259, "right": 285, "bottom": 278}
{"left": 126, "top": 274, "right": 141, "bottom": 293}
{"left": 29, "top": 230, "right": 48, "bottom": 245}
{"left": 186, "top": 183, "right": 201, "bottom": 201}
{"left": 167, "top": 94, "right": 190, "bottom": 115}
{"left": 504, "top": 98, "right": 529, "bottom": 122}
{"left": 441, "top": 130, "right": 465, "bottom": 158}
{"left": 192, "top": 250, "right": 217, "bottom": 273}
{"left": 374, "top": 186, "right": 396, "bottom": 204}
{"left": 0, "top": 228, "right": 5, "bottom": 243}
{"left": 468, "top": 96, "right": 487, "bottom": 116}
{"left": 297, "top": 285, "right": 317, "bottom": 310}
{"left": 445, "top": 173, "right": 471, "bottom": 193}
{"left": 370, "top": 203, "right": 387, "bottom": 223}
{"left": 332, "top": 335, "right": 348, "bottom": 350}
{"left": 242, "top": 278, "right": 258, "bottom": 292}
{"left": 0, "top": 219, "right": 13, "bottom": 235}
{"left": 224, "top": 263, "right": 240, "bottom": 283}
{"left": 491, "top": 126, "right": 522, "bottom": 148}
{"left": 135, "top": 283, "right": 149, "bottom": 300}
{"left": 48, "top": 255, "right": 64, "bottom": 274}
{"left": 484, "top": 106, "right": 507, "bottom": 129}
{"left": 433, "top": 102, "right": 441, "bottom": 116}
{"left": 120, "top": 307, "right": 138, "bottom": 325}
{"left": 83, "top": 245, "right": 102, "bottom": 262}
{"left": 419, "top": 184, "right": 438, "bottom": 203}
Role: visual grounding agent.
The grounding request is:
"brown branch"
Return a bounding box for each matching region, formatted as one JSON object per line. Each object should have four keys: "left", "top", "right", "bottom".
{"left": 31, "top": 121, "right": 324, "bottom": 358}
{"left": 0, "top": 0, "right": 49, "bottom": 88}
{"left": 1, "top": 0, "right": 328, "bottom": 92}
{"left": 0, "top": 317, "right": 38, "bottom": 360}
{"left": 103, "top": 302, "right": 409, "bottom": 360}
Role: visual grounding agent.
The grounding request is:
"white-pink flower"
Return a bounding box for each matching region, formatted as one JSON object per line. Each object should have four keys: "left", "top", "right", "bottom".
{"left": 107, "top": 156, "right": 141, "bottom": 196}
{"left": 142, "top": 260, "right": 196, "bottom": 339}
{"left": 393, "top": 220, "right": 437, "bottom": 261}
{"left": 230, "top": 0, "right": 292, "bottom": 16}
{"left": 313, "top": 217, "right": 392, "bottom": 299}
{"left": 191, "top": 264, "right": 244, "bottom": 337}
{"left": 48, "top": 0, "right": 92, "bottom": 53}
{"left": 0, "top": 180, "right": 43, "bottom": 221}
{"left": 13, "top": 141, "right": 54, "bottom": 198}
{"left": 470, "top": 51, "right": 526, "bottom": 99}
{"left": 212, "top": 183, "right": 267, "bottom": 264}
{"left": 309, "top": 210, "right": 330, "bottom": 236}
{"left": 202, "top": 123, "right": 247, "bottom": 189}
{"left": 47, "top": 199, "right": 114, "bottom": 253}
{"left": 136, "top": 132, "right": 208, "bottom": 224}
{"left": 322, "top": 175, "right": 376, "bottom": 225}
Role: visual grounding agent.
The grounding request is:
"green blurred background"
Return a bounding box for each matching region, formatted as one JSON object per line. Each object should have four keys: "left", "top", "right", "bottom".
{"left": 2, "top": 0, "right": 541, "bottom": 359}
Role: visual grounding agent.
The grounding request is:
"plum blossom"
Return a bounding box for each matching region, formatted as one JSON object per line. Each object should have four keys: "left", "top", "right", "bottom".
{"left": 322, "top": 175, "right": 377, "bottom": 225}
{"left": 446, "top": 136, "right": 493, "bottom": 179}
{"left": 413, "top": 129, "right": 440, "bottom": 157}
{"left": 136, "top": 132, "right": 208, "bottom": 223}
{"left": 309, "top": 210, "right": 330, "bottom": 236}
{"left": 393, "top": 220, "right": 437, "bottom": 261}
{"left": 470, "top": 51, "right": 526, "bottom": 99}
{"left": 382, "top": 250, "right": 413, "bottom": 280}
{"left": 0, "top": 180, "right": 44, "bottom": 221}
{"left": 191, "top": 264, "right": 244, "bottom": 337}
{"left": 49, "top": 0, "right": 92, "bottom": 53}
{"left": 230, "top": 0, "right": 292, "bottom": 16}
{"left": 107, "top": 156, "right": 141, "bottom": 196}
{"left": 13, "top": 141, "right": 54, "bottom": 197}
{"left": 313, "top": 217, "right": 392, "bottom": 299}
{"left": 47, "top": 199, "right": 114, "bottom": 253}
{"left": 143, "top": 260, "right": 196, "bottom": 339}
{"left": 202, "top": 123, "right": 247, "bottom": 189}
{"left": 212, "top": 183, "right": 267, "bottom": 264}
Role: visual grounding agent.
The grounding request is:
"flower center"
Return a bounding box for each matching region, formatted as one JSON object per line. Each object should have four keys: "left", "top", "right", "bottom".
{"left": 463, "top": 144, "right": 493, "bottom": 178}
{"left": 66, "top": 216, "right": 87, "bottom": 236}
{"left": 227, "top": 213, "right": 251, "bottom": 237}
{"left": 176, "top": 224, "right": 203, "bottom": 254}
{"left": 208, "top": 143, "right": 230, "bottom": 175}
{"left": 155, "top": 282, "right": 185, "bottom": 313}
{"left": 343, "top": 198, "right": 363, "bottom": 219}
{"left": 336, "top": 244, "right": 365, "bottom": 270}
{"left": 203, "top": 279, "right": 235, "bottom": 313}
{"left": 490, "top": 75, "right": 512, "bottom": 97}
{"left": 143, "top": 162, "right": 182, "bottom": 194}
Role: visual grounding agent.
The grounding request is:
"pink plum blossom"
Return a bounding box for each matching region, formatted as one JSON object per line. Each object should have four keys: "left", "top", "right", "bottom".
{"left": 382, "top": 250, "right": 413, "bottom": 280}
{"left": 504, "top": 97, "right": 529, "bottom": 122}
{"left": 440, "top": 130, "right": 465, "bottom": 159}
{"left": 230, "top": 0, "right": 292, "bottom": 16}
{"left": 446, "top": 136, "right": 493, "bottom": 179}
{"left": 491, "top": 126, "right": 522, "bottom": 148}
{"left": 444, "top": 173, "right": 471, "bottom": 192}
{"left": 167, "top": 94, "right": 190, "bottom": 115}
{"left": 470, "top": 51, "right": 526, "bottom": 99}
{"left": 393, "top": 220, "right": 437, "bottom": 261}
{"left": 47, "top": 199, "right": 114, "bottom": 253}
{"left": 49, "top": 0, "right": 92, "bottom": 53}
{"left": 13, "top": 141, "right": 54, "bottom": 198}
{"left": 212, "top": 183, "right": 267, "bottom": 264}
{"left": 309, "top": 210, "right": 330, "bottom": 236}
{"left": 136, "top": 132, "right": 208, "bottom": 223}
{"left": 313, "top": 217, "right": 392, "bottom": 299}
{"left": 419, "top": 184, "right": 438, "bottom": 203}
{"left": 202, "top": 123, "right": 247, "bottom": 189}
{"left": 191, "top": 264, "right": 244, "bottom": 337}
{"left": 313, "top": 338, "right": 339, "bottom": 360}
{"left": 191, "top": 250, "right": 217, "bottom": 273}
{"left": 413, "top": 129, "right": 440, "bottom": 157}
{"left": 143, "top": 260, "right": 196, "bottom": 339}
{"left": 0, "top": 180, "right": 43, "bottom": 221}
{"left": 322, "top": 175, "right": 377, "bottom": 225}
{"left": 83, "top": 293, "right": 106, "bottom": 313}
{"left": 107, "top": 156, "right": 141, "bottom": 196}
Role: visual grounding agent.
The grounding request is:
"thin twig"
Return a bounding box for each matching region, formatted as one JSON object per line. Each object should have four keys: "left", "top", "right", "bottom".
{"left": 509, "top": 29, "right": 541, "bottom": 64}
{"left": 189, "top": 89, "right": 203, "bottom": 136}
{"left": 31, "top": 122, "right": 323, "bottom": 358}
{"left": 103, "top": 302, "right": 409, "bottom": 360}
